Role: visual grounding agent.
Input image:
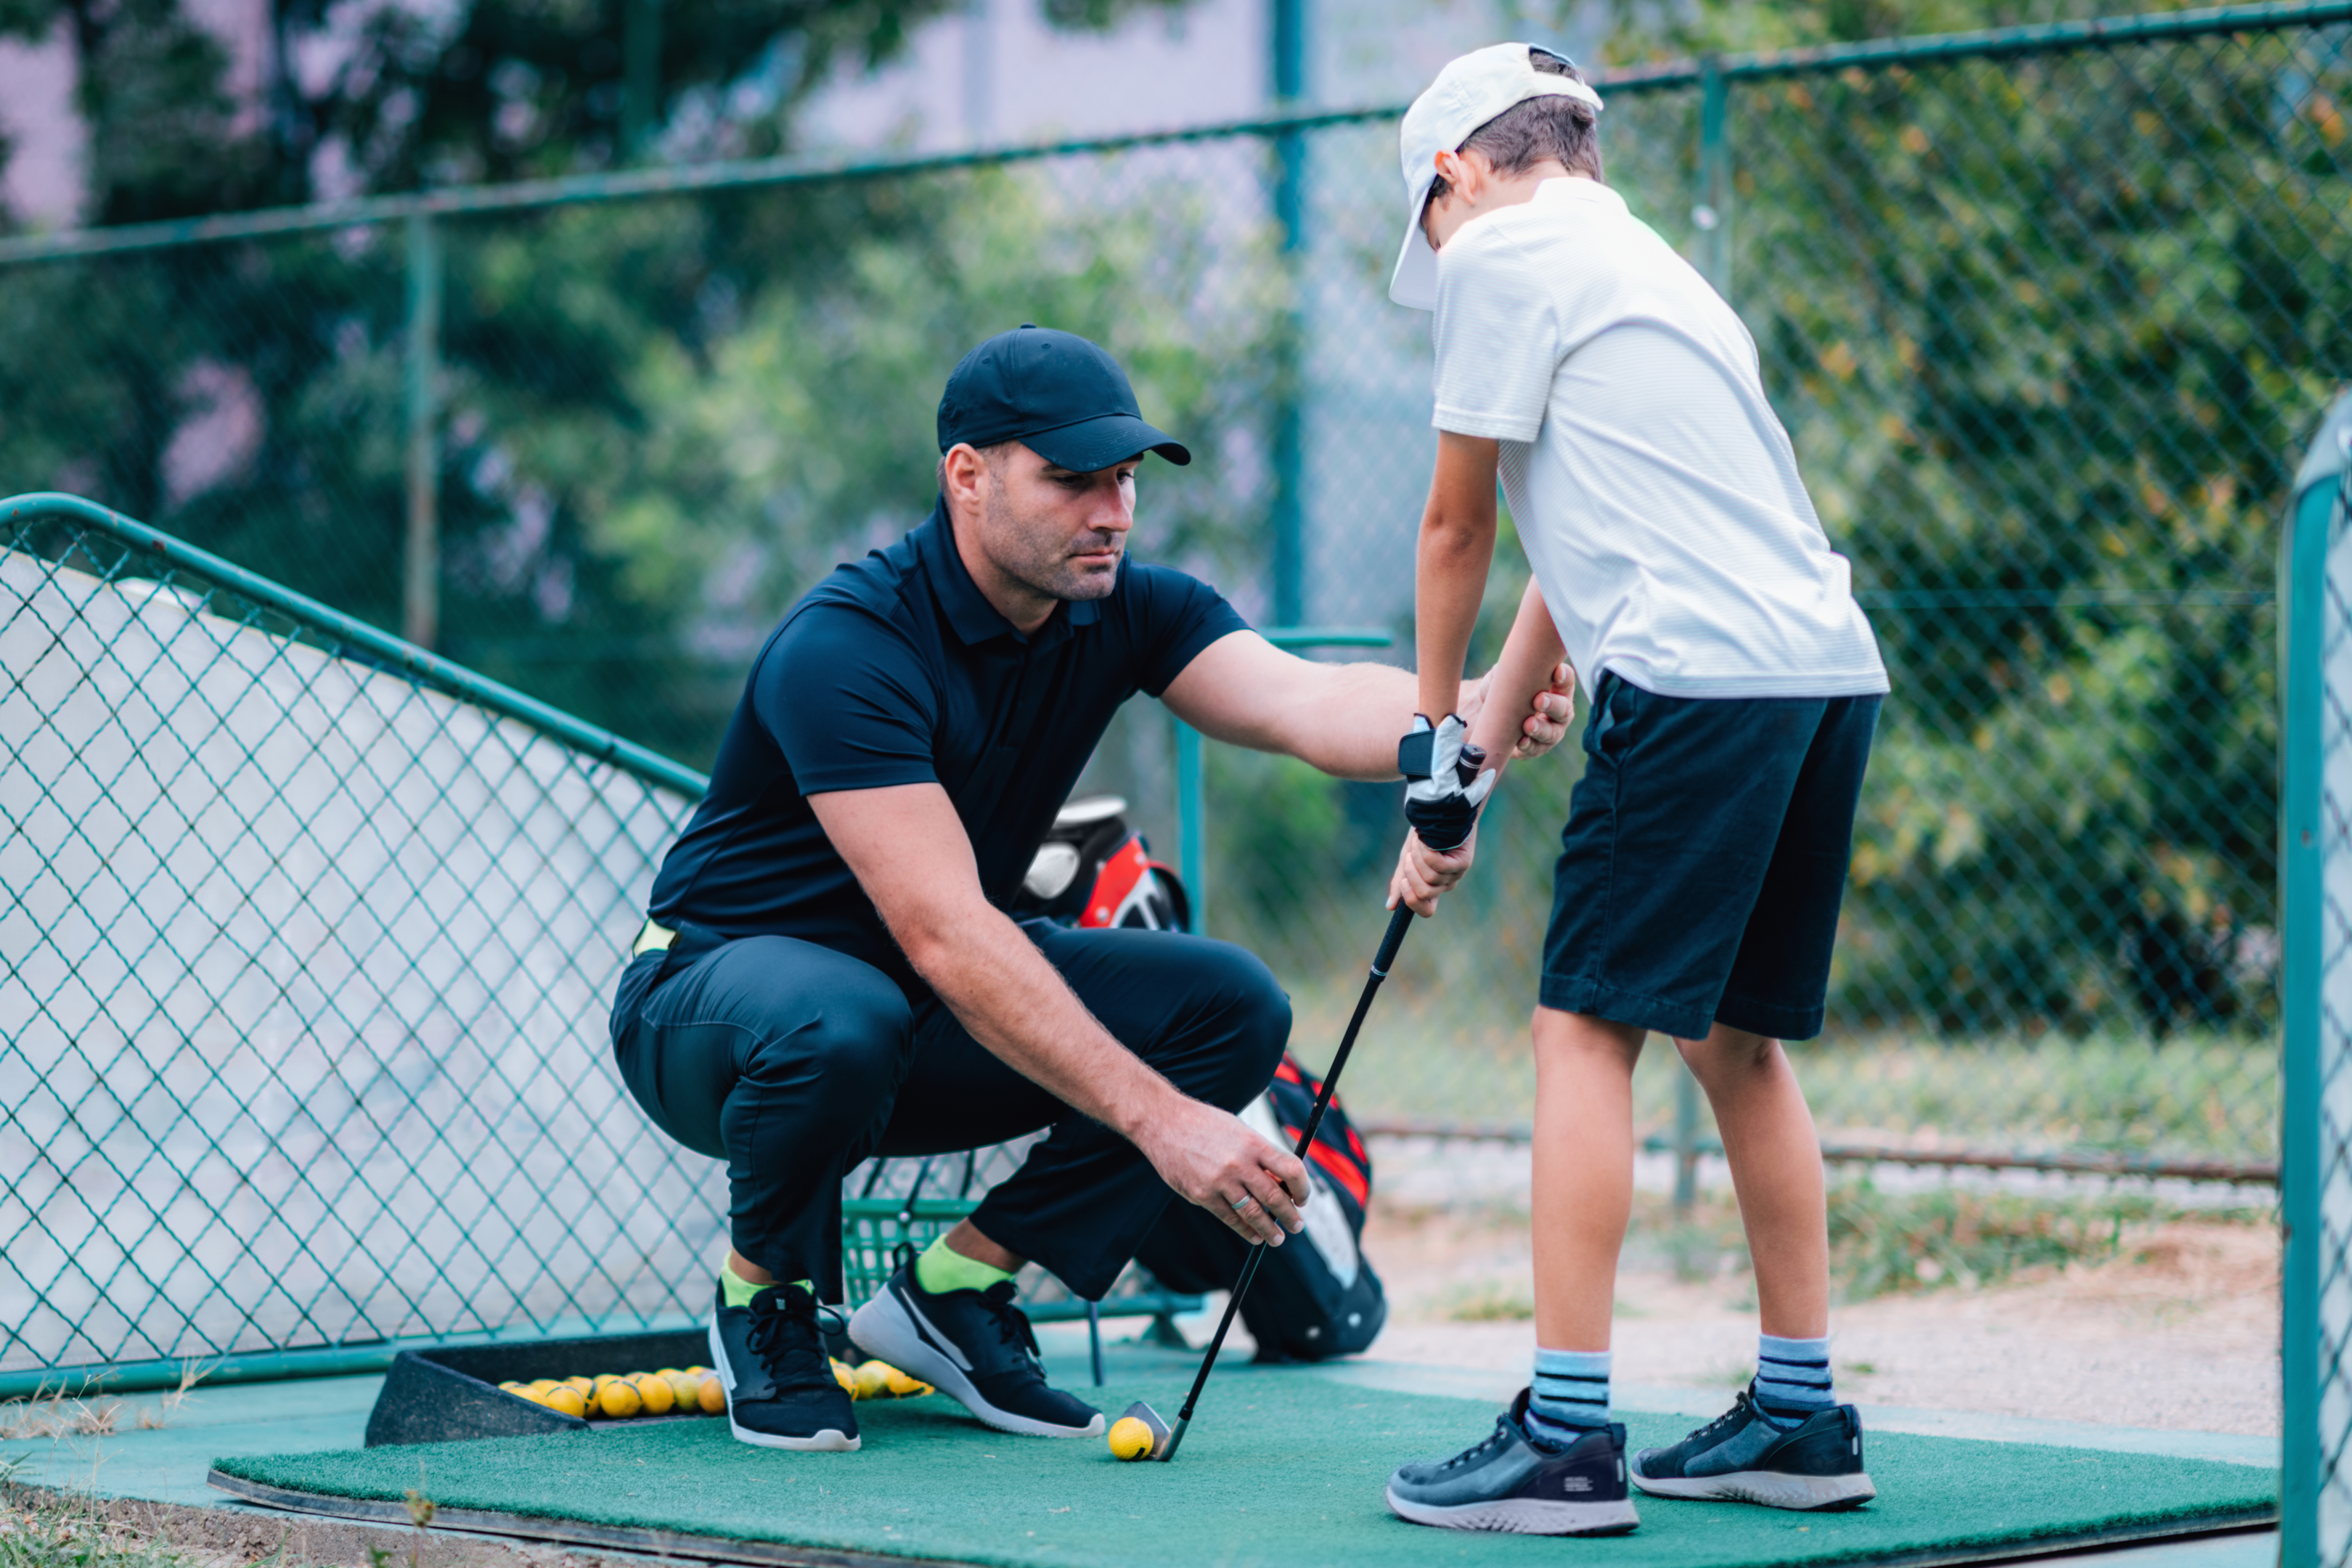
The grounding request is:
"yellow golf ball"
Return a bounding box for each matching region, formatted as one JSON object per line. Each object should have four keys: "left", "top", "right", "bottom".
{"left": 542, "top": 1385, "right": 587, "bottom": 1419}
{"left": 632, "top": 1372, "right": 675, "bottom": 1415}
{"left": 563, "top": 1376, "right": 596, "bottom": 1400}
{"left": 1107, "top": 1416, "right": 1156, "bottom": 1462}
{"left": 597, "top": 1379, "right": 642, "bottom": 1419}
{"left": 666, "top": 1371, "right": 702, "bottom": 1409}
{"left": 852, "top": 1360, "right": 892, "bottom": 1401}
{"left": 830, "top": 1357, "right": 856, "bottom": 1395}
{"left": 698, "top": 1374, "right": 727, "bottom": 1415}
{"left": 883, "top": 1366, "right": 932, "bottom": 1398}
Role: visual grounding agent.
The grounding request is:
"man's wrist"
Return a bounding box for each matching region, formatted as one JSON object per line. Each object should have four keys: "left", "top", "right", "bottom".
{"left": 1098, "top": 1067, "right": 1182, "bottom": 1145}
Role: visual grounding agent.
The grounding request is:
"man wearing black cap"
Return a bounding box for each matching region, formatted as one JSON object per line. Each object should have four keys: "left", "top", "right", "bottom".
{"left": 609, "top": 326, "right": 1574, "bottom": 1454}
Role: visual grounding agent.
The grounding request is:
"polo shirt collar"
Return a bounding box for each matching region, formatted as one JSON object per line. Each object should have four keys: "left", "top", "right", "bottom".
{"left": 914, "top": 499, "right": 1102, "bottom": 648}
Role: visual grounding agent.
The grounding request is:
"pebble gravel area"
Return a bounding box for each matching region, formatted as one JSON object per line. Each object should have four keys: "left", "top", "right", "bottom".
{"left": 1355, "top": 1136, "right": 2282, "bottom": 1437}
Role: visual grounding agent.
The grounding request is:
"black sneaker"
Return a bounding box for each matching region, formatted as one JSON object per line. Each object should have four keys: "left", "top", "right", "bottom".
{"left": 1384, "top": 1389, "right": 1640, "bottom": 1535}
{"left": 846, "top": 1262, "right": 1103, "bottom": 1438}
{"left": 707, "top": 1281, "right": 859, "bottom": 1451}
{"left": 1630, "top": 1384, "right": 1875, "bottom": 1510}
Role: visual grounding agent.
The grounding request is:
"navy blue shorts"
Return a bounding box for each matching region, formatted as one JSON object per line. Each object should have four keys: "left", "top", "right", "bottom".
{"left": 1539, "top": 672, "right": 1882, "bottom": 1041}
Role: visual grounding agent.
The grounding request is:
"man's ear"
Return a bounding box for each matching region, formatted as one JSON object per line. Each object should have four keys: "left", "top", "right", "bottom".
{"left": 942, "top": 442, "right": 988, "bottom": 506}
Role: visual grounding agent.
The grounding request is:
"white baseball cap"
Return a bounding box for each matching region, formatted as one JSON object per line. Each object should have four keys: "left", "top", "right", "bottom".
{"left": 1389, "top": 43, "right": 1604, "bottom": 311}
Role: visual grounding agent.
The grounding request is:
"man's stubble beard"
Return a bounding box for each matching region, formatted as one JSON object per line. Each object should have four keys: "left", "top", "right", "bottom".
{"left": 984, "top": 482, "right": 1122, "bottom": 604}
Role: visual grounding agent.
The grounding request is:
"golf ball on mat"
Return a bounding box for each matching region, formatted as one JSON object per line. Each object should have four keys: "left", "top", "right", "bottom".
{"left": 1107, "top": 1416, "right": 1156, "bottom": 1461}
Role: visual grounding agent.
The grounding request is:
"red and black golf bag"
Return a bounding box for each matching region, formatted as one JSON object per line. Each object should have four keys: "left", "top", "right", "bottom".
{"left": 1013, "top": 796, "right": 1387, "bottom": 1363}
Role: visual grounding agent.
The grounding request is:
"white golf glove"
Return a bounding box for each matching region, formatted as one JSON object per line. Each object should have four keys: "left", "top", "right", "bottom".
{"left": 1397, "top": 714, "right": 1495, "bottom": 852}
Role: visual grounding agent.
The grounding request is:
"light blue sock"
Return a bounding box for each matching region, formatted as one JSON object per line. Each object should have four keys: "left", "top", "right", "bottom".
{"left": 1527, "top": 1348, "right": 1611, "bottom": 1440}
{"left": 1754, "top": 1334, "right": 1834, "bottom": 1429}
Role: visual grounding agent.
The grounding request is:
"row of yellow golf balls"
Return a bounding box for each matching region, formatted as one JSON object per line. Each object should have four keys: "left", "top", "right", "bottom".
{"left": 498, "top": 1361, "right": 931, "bottom": 1421}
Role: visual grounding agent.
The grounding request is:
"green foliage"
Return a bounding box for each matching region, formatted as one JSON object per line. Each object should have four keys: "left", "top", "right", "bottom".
{"left": 1826, "top": 1179, "right": 2141, "bottom": 1299}
{"left": 1734, "top": 35, "right": 2337, "bottom": 1034}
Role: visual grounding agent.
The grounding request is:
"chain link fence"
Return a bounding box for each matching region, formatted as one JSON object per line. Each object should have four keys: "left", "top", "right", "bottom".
{"left": 5, "top": 4, "right": 2349, "bottom": 1384}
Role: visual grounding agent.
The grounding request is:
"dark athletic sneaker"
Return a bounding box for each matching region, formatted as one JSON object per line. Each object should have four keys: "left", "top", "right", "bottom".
{"left": 1384, "top": 1389, "right": 1640, "bottom": 1535}
{"left": 707, "top": 1281, "right": 859, "bottom": 1451}
{"left": 846, "top": 1262, "right": 1104, "bottom": 1438}
{"left": 1630, "top": 1384, "right": 1875, "bottom": 1510}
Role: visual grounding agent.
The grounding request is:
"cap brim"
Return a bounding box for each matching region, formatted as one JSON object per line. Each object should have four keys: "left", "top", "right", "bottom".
{"left": 1389, "top": 166, "right": 1440, "bottom": 311}
{"left": 1024, "top": 413, "right": 1192, "bottom": 471}
{"left": 1389, "top": 219, "right": 1438, "bottom": 311}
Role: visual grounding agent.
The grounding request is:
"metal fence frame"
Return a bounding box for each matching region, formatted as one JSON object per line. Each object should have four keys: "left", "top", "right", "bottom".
{"left": 2281, "top": 395, "right": 2352, "bottom": 1568}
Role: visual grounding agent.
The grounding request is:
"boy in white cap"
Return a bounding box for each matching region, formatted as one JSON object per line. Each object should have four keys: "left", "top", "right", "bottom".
{"left": 1379, "top": 44, "right": 1888, "bottom": 1534}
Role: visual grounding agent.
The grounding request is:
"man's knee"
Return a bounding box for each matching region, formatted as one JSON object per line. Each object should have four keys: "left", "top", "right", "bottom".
{"left": 1194, "top": 942, "right": 1292, "bottom": 1108}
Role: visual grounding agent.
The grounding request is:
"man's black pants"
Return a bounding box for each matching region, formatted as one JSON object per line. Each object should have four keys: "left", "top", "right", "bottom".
{"left": 608, "top": 921, "right": 1291, "bottom": 1302}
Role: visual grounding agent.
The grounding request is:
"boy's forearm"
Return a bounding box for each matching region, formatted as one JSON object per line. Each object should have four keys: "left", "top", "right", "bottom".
{"left": 1415, "top": 432, "right": 1503, "bottom": 721}
{"left": 1466, "top": 580, "right": 1568, "bottom": 779}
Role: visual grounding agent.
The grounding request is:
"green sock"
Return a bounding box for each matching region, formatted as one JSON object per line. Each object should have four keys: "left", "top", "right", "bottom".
{"left": 718, "top": 1252, "right": 811, "bottom": 1310}
{"left": 914, "top": 1236, "right": 1016, "bottom": 1297}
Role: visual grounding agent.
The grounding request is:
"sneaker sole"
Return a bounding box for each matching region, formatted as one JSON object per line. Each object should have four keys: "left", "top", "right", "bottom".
{"left": 706, "top": 1318, "right": 860, "bottom": 1453}
{"left": 846, "top": 1288, "right": 1104, "bottom": 1440}
{"left": 1630, "top": 1468, "right": 1875, "bottom": 1511}
{"left": 1384, "top": 1487, "right": 1640, "bottom": 1535}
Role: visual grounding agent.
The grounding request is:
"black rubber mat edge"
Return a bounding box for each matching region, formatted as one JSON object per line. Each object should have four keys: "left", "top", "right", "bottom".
{"left": 207, "top": 1471, "right": 969, "bottom": 1568}
{"left": 210, "top": 1469, "right": 2276, "bottom": 1568}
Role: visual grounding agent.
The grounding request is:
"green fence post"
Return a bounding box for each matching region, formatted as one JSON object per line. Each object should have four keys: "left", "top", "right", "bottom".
{"left": 1268, "top": 0, "right": 1308, "bottom": 626}
{"left": 403, "top": 211, "right": 442, "bottom": 650}
{"left": 2279, "top": 405, "right": 2351, "bottom": 1568}
{"left": 1177, "top": 718, "right": 1206, "bottom": 936}
{"left": 1670, "top": 55, "right": 1734, "bottom": 1217}
{"left": 1696, "top": 53, "right": 1731, "bottom": 306}
{"left": 624, "top": 0, "right": 663, "bottom": 158}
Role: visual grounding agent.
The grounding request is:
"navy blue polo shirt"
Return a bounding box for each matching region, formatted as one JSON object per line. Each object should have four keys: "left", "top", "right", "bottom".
{"left": 646, "top": 502, "right": 1247, "bottom": 995}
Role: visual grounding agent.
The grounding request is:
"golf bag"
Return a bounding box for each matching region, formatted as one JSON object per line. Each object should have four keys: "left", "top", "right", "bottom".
{"left": 1135, "top": 1053, "right": 1387, "bottom": 1363}
{"left": 1008, "top": 795, "right": 1188, "bottom": 931}
{"left": 1013, "top": 798, "right": 1387, "bottom": 1360}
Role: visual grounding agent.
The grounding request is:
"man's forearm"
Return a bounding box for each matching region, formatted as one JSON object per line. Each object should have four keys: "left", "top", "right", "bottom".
{"left": 897, "top": 905, "right": 1175, "bottom": 1138}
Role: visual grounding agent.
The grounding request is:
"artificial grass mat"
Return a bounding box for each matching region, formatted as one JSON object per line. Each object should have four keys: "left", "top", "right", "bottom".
{"left": 211, "top": 1373, "right": 2274, "bottom": 1568}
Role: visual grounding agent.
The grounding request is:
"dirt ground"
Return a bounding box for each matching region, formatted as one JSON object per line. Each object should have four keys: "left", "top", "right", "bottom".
{"left": 1357, "top": 1147, "right": 2281, "bottom": 1437}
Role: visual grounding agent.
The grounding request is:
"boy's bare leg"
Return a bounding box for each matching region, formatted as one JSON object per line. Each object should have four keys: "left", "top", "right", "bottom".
{"left": 1673, "top": 1024, "right": 1829, "bottom": 1339}
{"left": 1532, "top": 1005, "right": 1646, "bottom": 1349}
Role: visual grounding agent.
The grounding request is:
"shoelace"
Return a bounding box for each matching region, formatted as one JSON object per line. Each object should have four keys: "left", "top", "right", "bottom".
{"left": 979, "top": 1281, "right": 1045, "bottom": 1371}
{"left": 1683, "top": 1389, "right": 1759, "bottom": 1450}
{"left": 1435, "top": 1418, "right": 1517, "bottom": 1471}
{"left": 746, "top": 1286, "right": 844, "bottom": 1391}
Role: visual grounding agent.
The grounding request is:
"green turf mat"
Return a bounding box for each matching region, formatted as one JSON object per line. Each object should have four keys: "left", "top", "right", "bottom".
{"left": 210, "top": 1373, "right": 2274, "bottom": 1568}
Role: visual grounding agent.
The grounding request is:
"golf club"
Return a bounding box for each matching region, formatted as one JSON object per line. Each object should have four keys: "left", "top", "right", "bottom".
{"left": 1147, "top": 730, "right": 1490, "bottom": 1460}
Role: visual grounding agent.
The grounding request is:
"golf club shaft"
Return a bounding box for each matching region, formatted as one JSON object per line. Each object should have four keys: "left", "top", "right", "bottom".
{"left": 1165, "top": 901, "right": 1416, "bottom": 1451}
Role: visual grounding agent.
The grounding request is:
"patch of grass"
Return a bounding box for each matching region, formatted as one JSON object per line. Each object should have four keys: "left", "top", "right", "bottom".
{"left": 0, "top": 1492, "right": 190, "bottom": 1568}
{"left": 1826, "top": 1179, "right": 2147, "bottom": 1300}
{"left": 1444, "top": 1283, "right": 1535, "bottom": 1322}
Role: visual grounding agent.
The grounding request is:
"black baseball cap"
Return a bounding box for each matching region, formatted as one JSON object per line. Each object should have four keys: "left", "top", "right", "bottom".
{"left": 937, "top": 325, "right": 1191, "bottom": 472}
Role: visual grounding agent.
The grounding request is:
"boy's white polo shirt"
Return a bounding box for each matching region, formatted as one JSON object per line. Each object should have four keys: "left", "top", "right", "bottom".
{"left": 1430, "top": 176, "right": 1887, "bottom": 703}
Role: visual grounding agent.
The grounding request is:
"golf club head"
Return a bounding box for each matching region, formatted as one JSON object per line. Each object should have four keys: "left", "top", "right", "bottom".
{"left": 1117, "top": 1400, "right": 1175, "bottom": 1461}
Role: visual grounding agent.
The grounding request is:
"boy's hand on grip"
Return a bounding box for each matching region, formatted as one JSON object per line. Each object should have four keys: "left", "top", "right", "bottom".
{"left": 1388, "top": 826, "right": 1476, "bottom": 917}
{"left": 1398, "top": 714, "right": 1494, "bottom": 852}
